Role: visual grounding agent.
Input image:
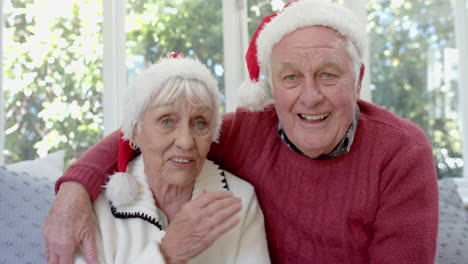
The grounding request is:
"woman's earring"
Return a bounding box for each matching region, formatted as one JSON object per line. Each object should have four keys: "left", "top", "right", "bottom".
{"left": 129, "top": 140, "right": 139, "bottom": 150}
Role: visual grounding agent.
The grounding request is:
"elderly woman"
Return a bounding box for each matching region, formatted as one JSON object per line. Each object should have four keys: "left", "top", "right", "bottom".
{"left": 74, "top": 56, "right": 270, "bottom": 263}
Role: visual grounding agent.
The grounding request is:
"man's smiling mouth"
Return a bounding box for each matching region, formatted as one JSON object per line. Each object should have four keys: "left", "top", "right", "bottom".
{"left": 299, "top": 112, "right": 330, "bottom": 121}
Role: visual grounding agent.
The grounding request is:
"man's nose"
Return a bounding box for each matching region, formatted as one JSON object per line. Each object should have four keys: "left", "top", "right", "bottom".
{"left": 298, "top": 77, "right": 324, "bottom": 106}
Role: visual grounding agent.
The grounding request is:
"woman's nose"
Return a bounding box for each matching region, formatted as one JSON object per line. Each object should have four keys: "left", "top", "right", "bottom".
{"left": 174, "top": 124, "right": 195, "bottom": 150}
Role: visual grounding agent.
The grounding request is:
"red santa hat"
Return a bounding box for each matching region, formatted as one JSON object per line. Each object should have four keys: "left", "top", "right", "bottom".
{"left": 238, "top": 0, "right": 367, "bottom": 111}
{"left": 106, "top": 54, "right": 221, "bottom": 206}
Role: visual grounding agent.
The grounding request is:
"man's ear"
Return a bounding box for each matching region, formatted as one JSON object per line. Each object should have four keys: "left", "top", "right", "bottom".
{"left": 356, "top": 63, "right": 365, "bottom": 97}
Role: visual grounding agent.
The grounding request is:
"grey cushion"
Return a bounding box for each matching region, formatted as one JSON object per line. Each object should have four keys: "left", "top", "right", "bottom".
{"left": 436, "top": 178, "right": 468, "bottom": 264}
{"left": 0, "top": 166, "right": 54, "bottom": 264}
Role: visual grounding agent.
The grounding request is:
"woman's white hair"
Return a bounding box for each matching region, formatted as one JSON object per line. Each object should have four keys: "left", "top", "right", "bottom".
{"left": 120, "top": 57, "right": 221, "bottom": 143}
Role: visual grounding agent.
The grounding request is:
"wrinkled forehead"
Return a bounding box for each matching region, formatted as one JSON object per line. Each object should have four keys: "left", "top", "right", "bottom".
{"left": 150, "top": 78, "right": 214, "bottom": 110}
{"left": 141, "top": 100, "right": 213, "bottom": 125}
{"left": 150, "top": 97, "right": 213, "bottom": 112}
{"left": 273, "top": 25, "right": 347, "bottom": 51}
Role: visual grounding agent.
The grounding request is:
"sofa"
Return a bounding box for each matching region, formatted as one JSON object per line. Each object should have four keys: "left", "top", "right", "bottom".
{"left": 0, "top": 151, "right": 63, "bottom": 264}
{"left": 436, "top": 178, "right": 468, "bottom": 264}
{"left": 0, "top": 152, "right": 467, "bottom": 264}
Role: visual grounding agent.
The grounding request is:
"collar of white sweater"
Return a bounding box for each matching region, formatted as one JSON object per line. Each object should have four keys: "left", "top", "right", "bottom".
{"left": 104, "top": 156, "right": 229, "bottom": 230}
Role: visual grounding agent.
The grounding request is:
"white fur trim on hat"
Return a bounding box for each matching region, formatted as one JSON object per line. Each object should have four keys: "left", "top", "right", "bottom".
{"left": 237, "top": 79, "right": 269, "bottom": 111}
{"left": 120, "top": 57, "right": 221, "bottom": 143}
{"left": 105, "top": 172, "right": 139, "bottom": 207}
{"left": 257, "top": 0, "right": 367, "bottom": 76}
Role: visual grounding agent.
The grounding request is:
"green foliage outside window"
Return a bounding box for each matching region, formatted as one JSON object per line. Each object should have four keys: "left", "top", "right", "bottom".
{"left": 3, "top": 0, "right": 103, "bottom": 166}
{"left": 3, "top": 0, "right": 464, "bottom": 178}
{"left": 125, "top": 0, "right": 224, "bottom": 105}
{"left": 368, "top": 0, "right": 463, "bottom": 177}
{"left": 3, "top": 0, "right": 223, "bottom": 167}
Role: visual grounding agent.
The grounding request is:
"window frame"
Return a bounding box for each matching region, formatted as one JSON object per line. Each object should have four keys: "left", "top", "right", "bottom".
{"left": 102, "top": 0, "right": 246, "bottom": 131}
{"left": 453, "top": 0, "right": 468, "bottom": 204}
{"left": 223, "top": 0, "right": 249, "bottom": 112}
{"left": 103, "top": 0, "right": 126, "bottom": 135}
{"left": 0, "top": 0, "right": 4, "bottom": 164}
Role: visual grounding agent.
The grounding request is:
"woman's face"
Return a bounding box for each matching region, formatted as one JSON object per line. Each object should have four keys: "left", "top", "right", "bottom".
{"left": 133, "top": 96, "right": 213, "bottom": 188}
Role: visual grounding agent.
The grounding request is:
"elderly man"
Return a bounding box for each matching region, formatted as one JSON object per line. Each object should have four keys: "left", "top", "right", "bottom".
{"left": 43, "top": 0, "right": 438, "bottom": 263}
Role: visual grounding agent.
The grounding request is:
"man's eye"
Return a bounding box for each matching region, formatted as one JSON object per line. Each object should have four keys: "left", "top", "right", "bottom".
{"left": 284, "top": 74, "right": 297, "bottom": 81}
{"left": 323, "top": 73, "right": 335, "bottom": 78}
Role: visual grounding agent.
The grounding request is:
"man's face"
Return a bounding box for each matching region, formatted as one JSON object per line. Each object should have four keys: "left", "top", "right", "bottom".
{"left": 271, "top": 26, "right": 362, "bottom": 158}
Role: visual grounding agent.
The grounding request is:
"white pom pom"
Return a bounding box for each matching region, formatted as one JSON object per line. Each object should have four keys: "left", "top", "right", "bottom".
{"left": 237, "top": 79, "right": 268, "bottom": 111}
{"left": 105, "top": 172, "right": 138, "bottom": 207}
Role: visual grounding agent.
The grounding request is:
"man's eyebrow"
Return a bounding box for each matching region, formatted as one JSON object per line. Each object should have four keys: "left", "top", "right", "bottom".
{"left": 317, "top": 60, "right": 341, "bottom": 68}
{"left": 278, "top": 60, "right": 343, "bottom": 71}
{"left": 277, "top": 61, "right": 299, "bottom": 70}
{"left": 316, "top": 60, "right": 348, "bottom": 74}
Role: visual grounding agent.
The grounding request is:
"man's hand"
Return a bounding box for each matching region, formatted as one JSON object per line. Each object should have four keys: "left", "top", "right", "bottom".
{"left": 160, "top": 190, "right": 242, "bottom": 264}
{"left": 42, "top": 182, "right": 99, "bottom": 264}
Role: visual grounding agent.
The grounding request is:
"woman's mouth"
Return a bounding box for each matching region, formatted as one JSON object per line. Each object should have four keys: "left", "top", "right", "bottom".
{"left": 172, "top": 158, "right": 191, "bottom": 164}
{"left": 169, "top": 156, "right": 195, "bottom": 168}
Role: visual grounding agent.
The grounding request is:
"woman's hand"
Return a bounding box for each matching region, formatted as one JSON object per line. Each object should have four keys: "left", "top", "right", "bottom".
{"left": 42, "top": 182, "right": 99, "bottom": 264}
{"left": 160, "top": 190, "right": 242, "bottom": 264}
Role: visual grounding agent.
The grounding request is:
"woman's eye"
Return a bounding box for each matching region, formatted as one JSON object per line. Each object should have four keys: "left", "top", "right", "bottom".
{"left": 194, "top": 120, "right": 207, "bottom": 128}
{"left": 194, "top": 120, "right": 210, "bottom": 134}
{"left": 161, "top": 119, "right": 173, "bottom": 127}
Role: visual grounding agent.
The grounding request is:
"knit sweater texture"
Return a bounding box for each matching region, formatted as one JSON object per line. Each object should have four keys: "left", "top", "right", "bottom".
{"left": 57, "top": 100, "right": 439, "bottom": 263}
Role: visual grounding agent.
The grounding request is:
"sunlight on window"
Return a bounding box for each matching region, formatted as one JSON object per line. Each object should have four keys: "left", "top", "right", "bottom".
{"left": 390, "top": 0, "right": 404, "bottom": 8}
{"left": 270, "top": 0, "right": 285, "bottom": 11}
{"left": 125, "top": 0, "right": 224, "bottom": 107}
{"left": 3, "top": 0, "right": 103, "bottom": 165}
{"left": 368, "top": 0, "right": 463, "bottom": 177}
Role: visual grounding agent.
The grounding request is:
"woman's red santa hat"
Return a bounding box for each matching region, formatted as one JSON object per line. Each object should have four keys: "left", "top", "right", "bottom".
{"left": 106, "top": 54, "right": 221, "bottom": 207}
{"left": 238, "top": 0, "right": 368, "bottom": 111}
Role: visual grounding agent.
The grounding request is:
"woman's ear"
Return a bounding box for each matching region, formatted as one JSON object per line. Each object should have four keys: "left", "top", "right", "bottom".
{"left": 130, "top": 131, "right": 140, "bottom": 150}
{"left": 132, "top": 123, "right": 141, "bottom": 144}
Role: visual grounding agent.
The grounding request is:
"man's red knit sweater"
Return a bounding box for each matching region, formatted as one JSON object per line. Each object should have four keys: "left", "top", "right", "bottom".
{"left": 57, "top": 100, "right": 438, "bottom": 263}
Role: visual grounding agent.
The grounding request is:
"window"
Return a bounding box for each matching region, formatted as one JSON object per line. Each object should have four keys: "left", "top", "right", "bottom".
{"left": 2, "top": 0, "right": 468, "bottom": 191}
{"left": 368, "top": 0, "right": 463, "bottom": 178}
{"left": 247, "top": 0, "right": 342, "bottom": 38}
{"left": 1, "top": 0, "right": 228, "bottom": 166}
{"left": 247, "top": 0, "right": 284, "bottom": 37}
{"left": 125, "top": 0, "right": 224, "bottom": 110}
{"left": 2, "top": 0, "right": 103, "bottom": 165}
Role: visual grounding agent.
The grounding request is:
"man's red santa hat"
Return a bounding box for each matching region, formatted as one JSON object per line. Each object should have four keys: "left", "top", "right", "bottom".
{"left": 238, "top": 0, "right": 367, "bottom": 111}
